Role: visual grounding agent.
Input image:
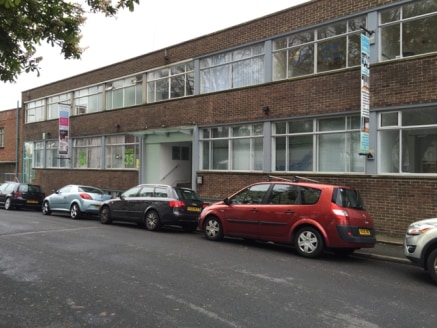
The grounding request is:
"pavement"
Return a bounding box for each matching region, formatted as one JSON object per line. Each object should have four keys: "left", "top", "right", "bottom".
{"left": 354, "top": 235, "right": 410, "bottom": 264}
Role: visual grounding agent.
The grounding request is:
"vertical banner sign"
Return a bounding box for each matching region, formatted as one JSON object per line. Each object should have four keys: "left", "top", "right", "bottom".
{"left": 360, "top": 33, "right": 370, "bottom": 153}
{"left": 58, "top": 103, "right": 70, "bottom": 157}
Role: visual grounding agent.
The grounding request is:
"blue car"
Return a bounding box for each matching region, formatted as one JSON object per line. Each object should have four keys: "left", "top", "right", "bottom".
{"left": 42, "top": 184, "right": 111, "bottom": 219}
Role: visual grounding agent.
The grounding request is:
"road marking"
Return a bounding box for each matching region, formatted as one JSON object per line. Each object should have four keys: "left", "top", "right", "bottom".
{"left": 0, "top": 226, "right": 98, "bottom": 237}
{"left": 165, "top": 294, "right": 242, "bottom": 328}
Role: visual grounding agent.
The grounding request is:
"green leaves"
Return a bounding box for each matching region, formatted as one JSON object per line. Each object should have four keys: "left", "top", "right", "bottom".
{"left": 0, "top": 0, "right": 139, "bottom": 83}
{"left": 0, "top": 0, "right": 21, "bottom": 9}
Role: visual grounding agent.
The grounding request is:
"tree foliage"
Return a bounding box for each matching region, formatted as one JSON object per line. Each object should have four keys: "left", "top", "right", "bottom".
{"left": 0, "top": 0, "right": 139, "bottom": 83}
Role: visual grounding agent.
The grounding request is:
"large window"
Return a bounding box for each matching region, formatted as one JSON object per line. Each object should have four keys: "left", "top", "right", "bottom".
{"left": 147, "top": 62, "right": 194, "bottom": 103}
{"left": 200, "top": 44, "right": 264, "bottom": 93}
{"left": 33, "top": 142, "right": 44, "bottom": 168}
{"left": 45, "top": 141, "right": 69, "bottom": 168}
{"left": 25, "top": 99, "right": 46, "bottom": 123}
{"left": 106, "top": 75, "right": 143, "bottom": 110}
{"left": 73, "top": 86, "right": 103, "bottom": 115}
{"left": 105, "top": 135, "right": 139, "bottom": 169}
{"left": 378, "top": 107, "right": 437, "bottom": 173}
{"left": 200, "top": 124, "right": 264, "bottom": 171}
{"left": 47, "top": 93, "right": 72, "bottom": 120}
{"left": 273, "top": 16, "right": 365, "bottom": 80}
{"left": 380, "top": 0, "right": 437, "bottom": 61}
{"left": 273, "top": 116, "right": 364, "bottom": 173}
{"left": 73, "top": 137, "right": 102, "bottom": 169}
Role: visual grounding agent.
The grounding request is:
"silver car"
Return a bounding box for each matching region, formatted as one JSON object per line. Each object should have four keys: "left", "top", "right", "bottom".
{"left": 42, "top": 184, "right": 111, "bottom": 219}
{"left": 404, "top": 218, "right": 437, "bottom": 284}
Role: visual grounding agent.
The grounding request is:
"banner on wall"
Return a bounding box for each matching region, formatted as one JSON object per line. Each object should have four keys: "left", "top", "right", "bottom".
{"left": 360, "top": 33, "right": 370, "bottom": 153}
{"left": 58, "top": 103, "right": 70, "bottom": 157}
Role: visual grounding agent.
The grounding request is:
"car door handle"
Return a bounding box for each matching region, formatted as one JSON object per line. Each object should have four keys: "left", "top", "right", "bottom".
{"left": 284, "top": 210, "right": 295, "bottom": 214}
{"left": 251, "top": 208, "right": 258, "bottom": 212}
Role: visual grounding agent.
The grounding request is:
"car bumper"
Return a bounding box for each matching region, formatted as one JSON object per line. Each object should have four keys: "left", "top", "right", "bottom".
{"left": 336, "top": 225, "right": 376, "bottom": 246}
{"left": 403, "top": 235, "right": 423, "bottom": 266}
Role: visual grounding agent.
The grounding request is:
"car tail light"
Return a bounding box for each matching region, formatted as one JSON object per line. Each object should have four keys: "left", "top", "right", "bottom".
{"left": 79, "top": 192, "right": 93, "bottom": 200}
{"left": 331, "top": 203, "right": 350, "bottom": 224}
{"left": 14, "top": 191, "right": 22, "bottom": 198}
{"left": 169, "top": 200, "right": 185, "bottom": 208}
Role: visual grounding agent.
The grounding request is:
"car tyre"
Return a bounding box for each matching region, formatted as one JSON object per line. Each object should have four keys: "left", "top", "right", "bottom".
{"left": 204, "top": 216, "right": 224, "bottom": 241}
{"left": 4, "top": 197, "right": 13, "bottom": 210}
{"left": 70, "top": 203, "right": 81, "bottom": 220}
{"left": 294, "top": 226, "right": 324, "bottom": 258}
{"left": 145, "top": 210, "right": 161, "bottom": 231}
{"left": 426, "top": 248, "right": 437, "bottom": 284}
{"left": 42, "top": 201, "right": 51, "bottom": 215}
{"left": 100, "top": 206, "right": 112, "bottom": 224}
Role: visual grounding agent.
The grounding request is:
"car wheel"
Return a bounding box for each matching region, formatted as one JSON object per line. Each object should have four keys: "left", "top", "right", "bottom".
{"left": 42, "top": 201, "right": 51, "bottom": 215}
{"left": 100, "top": 206, "right": 112, "bottom": 224}
{"left": 4, "top": 197, "right": 13, "bottom": 210}
{"left": 294, "top": 226, "right": 324, "bottom": 258}
{"left": 70, "top": 203, "right": 81, "bottom": 220}
{"left": 426, "top": 248, "right": 437, "bottom": 284}
{"left": 204, "top": 216, "right": 224, "bottom": 241}
{"left": 182, "top": 224, "right": 198, "bottom": 233}
{"left": 145, "top": 210, "right": 161, "bottom": 231}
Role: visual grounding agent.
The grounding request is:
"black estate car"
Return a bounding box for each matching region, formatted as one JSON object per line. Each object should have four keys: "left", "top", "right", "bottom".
{"left": 99, "top": 184, "right": 204, "bottom": 232}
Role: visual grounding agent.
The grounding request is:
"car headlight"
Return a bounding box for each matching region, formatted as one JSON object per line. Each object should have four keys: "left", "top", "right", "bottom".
{"left": 407, "top": 224, "right": 434, "bottom": 235}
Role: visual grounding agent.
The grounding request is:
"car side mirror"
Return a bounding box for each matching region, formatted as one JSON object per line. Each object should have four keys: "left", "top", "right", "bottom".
{"left": 223, "top": 197, "right": 231, "bottom": 205}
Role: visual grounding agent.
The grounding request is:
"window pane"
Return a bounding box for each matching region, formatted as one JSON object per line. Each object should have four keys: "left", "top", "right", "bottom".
{"left": 318, "top": 117, "right": 344, "bottom": 131}
{"left": 171, "top": 75, "right": 185, "bottom": 98}
{"left": 380, "top": 7, "right": 400, "bottom": 24}
{"left": 381, "top": 112, "right": 398, "bottom": 126}
{"left": 317, "top": 21, "right": 347, "bottom": 39}
{"left": 318, "top": 133, "right": 345, "bottom": 172}
{"left": 402, "top": 107, "right": 437, "bottom": 126}
{"left": 403, "top": 17, "right": 437, "bottom": 57}
{"left": 289, "top": 44, "right": 314, "bottom": 77}
{"left": 289, "top": 135, "right": 313, "bottom": 171}
{"left": 232, "top": 138, "right": 250, "bottom": 170}
{"left": 273, "top": 51, "right": 287, "bottom": 80}
{"left": 317, "top": 37, "right": 346, "bottom": 72}
{"left": 380, "top": 24, "right": 400, "bottom": 60}
{"left": 403, "top": 0, "right": 437, "bottom": 19}
{"left": 348, "top": 33, "right": 362, "bottom": 67}
{"left": 212, "top": 139, "right": 228, "bottom": 169}
{"left": 289, "top": 120, "right": 313, "bottom": 133}
{"left": 275, "top": 136, "right": 286, "bottom": 171}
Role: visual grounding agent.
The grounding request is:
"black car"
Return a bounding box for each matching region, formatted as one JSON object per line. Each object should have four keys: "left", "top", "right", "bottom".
{"left": 0, "top": 181, "right": 45, "bottom": 210}
{"left": 99, "top": 184, "right": 204, "bottom": 232}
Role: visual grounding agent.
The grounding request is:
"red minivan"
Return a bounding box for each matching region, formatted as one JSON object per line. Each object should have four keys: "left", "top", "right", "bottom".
{"left": 198, "top": 177, "right": 376, "bottom": 258}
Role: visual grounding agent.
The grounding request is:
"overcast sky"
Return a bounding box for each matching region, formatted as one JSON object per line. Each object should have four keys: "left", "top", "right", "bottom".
{"left": 0, "top": 0, "right": 309, "bottom": 110}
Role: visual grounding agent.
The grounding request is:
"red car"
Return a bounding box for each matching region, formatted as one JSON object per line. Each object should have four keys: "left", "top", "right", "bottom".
{"left": 198, "top": 177, "right": 376, "bottom": 258}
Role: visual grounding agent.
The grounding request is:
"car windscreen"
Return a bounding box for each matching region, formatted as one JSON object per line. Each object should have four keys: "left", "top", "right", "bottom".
{"left": 332, "top": 188, "right": 365, "bottom": 209}
{"left": 175, "top": 188, "right": 201, "bottom": 201}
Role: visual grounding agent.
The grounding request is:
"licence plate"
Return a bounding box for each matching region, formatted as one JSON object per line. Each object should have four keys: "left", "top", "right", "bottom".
{"left": 27, "top": 200, "right": 38, "bottom": 204}
{"left": 358, "top": 228, "right": 371, "bottom": 236}
{"left": 187, "top": 206, "right": 201, "bottom": 213}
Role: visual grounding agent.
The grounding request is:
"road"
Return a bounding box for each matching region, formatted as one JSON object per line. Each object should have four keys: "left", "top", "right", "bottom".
{"left": 0, "top": 209, "right": 436, "bottom": 328}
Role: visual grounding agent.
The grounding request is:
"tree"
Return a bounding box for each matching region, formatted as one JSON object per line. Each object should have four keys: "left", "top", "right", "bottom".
{"left": 0, "top": 0, "right": 139, "bottom": 83}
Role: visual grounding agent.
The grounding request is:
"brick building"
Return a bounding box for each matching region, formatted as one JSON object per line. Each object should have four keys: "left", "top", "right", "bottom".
{"left": 0, "top": 108, "right": 18, "bottom": 181}
{"left": 17, "top": 0, "right": 437, "bottom": 237}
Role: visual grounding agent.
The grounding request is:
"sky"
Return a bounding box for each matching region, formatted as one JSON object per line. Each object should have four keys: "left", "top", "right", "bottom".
{"left": 0, "top": 0, "right": 309, "bottom": 110}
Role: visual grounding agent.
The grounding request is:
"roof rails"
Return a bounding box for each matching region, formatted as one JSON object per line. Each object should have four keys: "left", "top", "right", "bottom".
{"left": 268, "top": 175, "right": 320, "bottom": 183}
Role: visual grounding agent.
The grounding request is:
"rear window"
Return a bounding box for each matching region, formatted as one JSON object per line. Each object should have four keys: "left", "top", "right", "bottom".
{"left": 80, "top": 186, "right": 103, "bottom": 194}
{"left": 175, "top": 188, "right": 201, "bottom": 201}
{"left": 26, "top": 184, "right": 42, "bottom": 192}
{"left": 332, "top": 188, "right": 365, "bottom": 209}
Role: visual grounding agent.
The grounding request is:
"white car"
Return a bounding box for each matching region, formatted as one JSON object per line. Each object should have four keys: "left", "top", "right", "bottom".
{"left": 404, "top": 218, "right": 437, "bottom": 284}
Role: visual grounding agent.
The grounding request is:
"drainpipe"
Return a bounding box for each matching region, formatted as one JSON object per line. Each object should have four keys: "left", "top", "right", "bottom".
{"left": 15, "top": 100, "right": 19, "bottom": 180}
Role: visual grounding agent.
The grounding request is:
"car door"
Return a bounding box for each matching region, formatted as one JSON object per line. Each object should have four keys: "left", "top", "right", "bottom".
{"left": 258, "top": 183, "right": 301, "bottom": 243}
{"left": 221, "top": 183, "right": 271, "bottom": 239}
{"left": 110, "top": 186, "right": 143, "bottom": 221}
{"left": 50, "top": 185, "right": 72, "bottom": 210}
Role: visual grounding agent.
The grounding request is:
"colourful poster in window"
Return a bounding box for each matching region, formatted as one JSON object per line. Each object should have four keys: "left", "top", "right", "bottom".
{"left": 360, "top": 34, "right": 370, "bottom": 153}
{"left": 59, "top": 103, "right": 70, "bottom": 156}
